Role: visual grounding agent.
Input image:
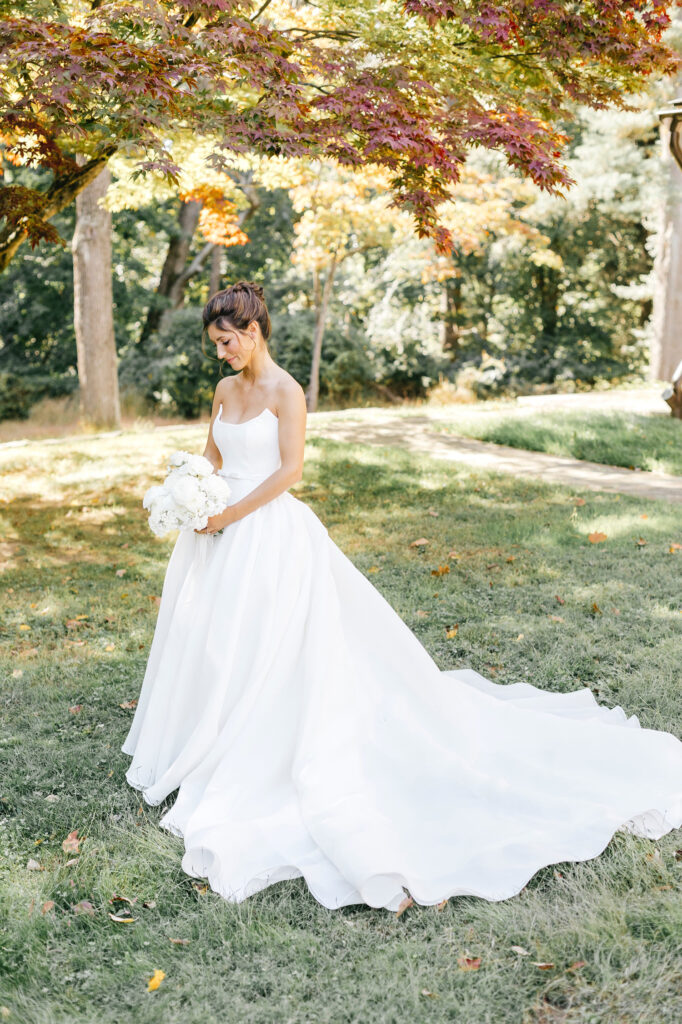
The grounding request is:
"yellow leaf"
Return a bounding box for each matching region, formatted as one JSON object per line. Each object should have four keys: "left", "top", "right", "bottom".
{"left": 147, "top": 970, "right": 166, "bottom": 992}
{"left": 109, "top": 912, "right": 136, "bottom": 923}
{"left": 431, "top": 564, "right": 450, "bottom": 576}
{"left": 105, "top": 644, "right": 115, "bottom": 652}
{"left": 367, "top": 566, "right": 379, "bottom": 573}
{"left": 19, "top": 624, "right": 30, "bottom": 631}
{"left": 445, "top": 625, "right": 458, "bottom": 638}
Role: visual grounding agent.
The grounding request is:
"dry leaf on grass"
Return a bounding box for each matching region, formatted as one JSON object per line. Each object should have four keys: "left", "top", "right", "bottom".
{"left": 457, "top": 956, "right": 481, "bottom": 971}
{"left": 396, "top": 895, "right": 414, "bottom": 917}
{"left": 62, "top": 830, "right": 84, "bottom": 854}
{"left": 409, "top": 537, "right": 429, "bottom": 547}
{"left": 587, "top": 532, "right": 607, "bottom": 544}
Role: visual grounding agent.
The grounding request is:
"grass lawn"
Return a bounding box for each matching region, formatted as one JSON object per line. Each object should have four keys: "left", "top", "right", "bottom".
{"left": 430, "top": 409, "right": 682, "bottom": 476}
{"left": 1, "top": 423, "right": 681, "bottom": 1024}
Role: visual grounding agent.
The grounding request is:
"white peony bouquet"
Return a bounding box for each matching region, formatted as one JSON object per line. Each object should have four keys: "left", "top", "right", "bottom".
{"left": 142, "top": 450, "right": 232, "bottom": 537}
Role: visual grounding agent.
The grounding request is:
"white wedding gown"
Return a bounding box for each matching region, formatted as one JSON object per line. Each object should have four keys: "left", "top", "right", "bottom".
{"left": 121, "top": 403, "right": 682, "bottom": 912}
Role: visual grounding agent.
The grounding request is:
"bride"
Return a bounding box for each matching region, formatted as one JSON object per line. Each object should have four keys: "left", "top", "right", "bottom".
{"left": 121, "top": 281, "right": 682, "bottom": 913}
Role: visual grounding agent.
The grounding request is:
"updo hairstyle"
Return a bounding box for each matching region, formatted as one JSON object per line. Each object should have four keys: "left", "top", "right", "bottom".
{"left": 202, "top": 281, "right": 272, "bottom": 353}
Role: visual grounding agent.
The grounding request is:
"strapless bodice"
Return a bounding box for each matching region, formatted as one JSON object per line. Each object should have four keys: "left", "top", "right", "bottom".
{"left": 212, "top": 402, "right": 282, "bottom": 493}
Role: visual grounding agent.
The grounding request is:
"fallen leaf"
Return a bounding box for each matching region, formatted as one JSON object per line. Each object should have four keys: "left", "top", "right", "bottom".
{"left": 485, "top": 563, "right": 500, "bottom": 570}
{"left": 574, "top": 498, "right": 586, "bottom": 506}
{"left": 635, "top": 537, "right": 647, "bottom": 547}
{"left": 18, "top": 624, "right": 30, "bottom": 631}
{"left": 421, "top": 988, "right": 438, "bottom": 997}
{"left": 447, "top": 550, "right": 460, "bottom": 559}
{"left": 119, "top": 699, "right": 138, "bottom": 709}
{"left": 148, "top": 595, "right": 161, "bottom": 605}
{"left": 169, "top": 937, "right": 190, "bottom": 945}
{"left": 45, "top": 794, "right": 59, "bottom": 802}
{"left": 445, "top": 625, "right": 459, "bottom": 638}
{"left": 591, "top": 603, "right": 602, "bottom": 614}
{"left": 515, "top": 633, "right": 524, "bottom": 641}
{"left": 415, "top": 610, "right": 429, "bottom": 618}
{"left": 511, "top": 945, "right": 530, "bottom": 956}
{"left": 436, "top": 899, "right": 448, "bottom": 911}
{"left": 12, "top": 669, "right": 23, "bottom": 678}
{"left": 555, "top": 595, "right": 565, "bottom": 605}
{"left": 147, "top": 969, "right": 166, "bottom": 992}
{"left": 566, "top": 961, "right": 586, "bottom": 971}
{"left": 409, "top": 537, "right": 429, "bottom": 547}
{"left": 109, "top": 893, "right": 136, "bottom": 906}
{"left": 505, "top": 555, "right": 515, "bottom": 563}
{"left": 427, "top": 509, "right": 439, "bottom": 517}
{"left": 431, "top": 564, "right": 450, "bottom": 576}
{"left": 548, "top": 614, "right": 564, "bottom": 623}
{"left": 26, "top": 858, "right": 43, "bottom": 871}
{"left": 457, "top": 956, "right": 481, "bottom": 971}
{"left": 588, "top": 532, "right": 607, "bottom": 544}
{"left": 143, "top": 900, "right": 157, "bottom": 909}
{"left": 367, "top": 566, "right": 379, "bottom": 573}
{"left": 64, "top": 858, "right": 79, "bottom": 867}
{"left": 115, "top": 569, "right": 127, "bottom": 577}
{"left": 62, "top": 830, "right": 83, "bottom": 854}
{"left": 532, "top": 962, "right": 555, "bottom": 970}
{"left": 396, "top": 895, "right": 414, "bottom": 917}
{"left": 41, "top": 900, "right": 55, "bottom": 914}
{"left": 104, "top": 644, "right": 115, "bottom": 652}
{"left": 109, "top": 912, "right": 135, "bottom": 923}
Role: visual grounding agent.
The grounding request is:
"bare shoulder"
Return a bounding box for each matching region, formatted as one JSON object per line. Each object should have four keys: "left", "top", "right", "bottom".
{"left": 273, "top": 368, "right": 306, "bottom": 417}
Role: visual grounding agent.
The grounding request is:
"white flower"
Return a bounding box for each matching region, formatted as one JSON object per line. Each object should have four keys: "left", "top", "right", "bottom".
{"left": 142, "top": 484, "right": 165, "bottom": 510}
{"left": 167, "top": 451, "right": 213, "bottom": 478}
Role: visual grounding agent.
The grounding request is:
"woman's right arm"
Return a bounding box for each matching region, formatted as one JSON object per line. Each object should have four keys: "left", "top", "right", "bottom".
{"left": 202, "top": 385, "right": 224, "bottom": 473}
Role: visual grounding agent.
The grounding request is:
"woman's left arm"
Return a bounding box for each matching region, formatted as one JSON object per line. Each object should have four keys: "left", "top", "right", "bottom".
{"left": 196, "top": 382, "right": 307, "bottom": 534}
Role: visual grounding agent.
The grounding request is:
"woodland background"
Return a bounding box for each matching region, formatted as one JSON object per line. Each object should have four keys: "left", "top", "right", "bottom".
{"left": 1, "top": 1, "right": 681, "bottom": 427}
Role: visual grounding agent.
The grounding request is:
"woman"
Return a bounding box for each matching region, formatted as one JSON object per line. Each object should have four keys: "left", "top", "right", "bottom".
{"left": 122, "top": 281, "right": 682, "bottom": 913}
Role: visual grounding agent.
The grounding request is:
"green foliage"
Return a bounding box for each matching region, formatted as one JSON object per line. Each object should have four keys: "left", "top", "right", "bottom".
{"left": 119, "top": 307, "right": 219, "bottom": 419}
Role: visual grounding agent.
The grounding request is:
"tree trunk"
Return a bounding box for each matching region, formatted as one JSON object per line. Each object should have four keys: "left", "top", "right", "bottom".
{"left": 651, "top": 107, "right": 682, "bottom": 382}
{"left": 440, "top": 273, "right": 462, "bottom": 358}
{"left": 139, "top": 199, "right": 202, "bottom": 344}
{"left": 72, "top": 159, "right": 120, "bottom": 429}
{"left": 209, "top": 244, "right": 223, "bottom": 296}
{"left": 306, "top": 254, "right": 339, "bottom": 413}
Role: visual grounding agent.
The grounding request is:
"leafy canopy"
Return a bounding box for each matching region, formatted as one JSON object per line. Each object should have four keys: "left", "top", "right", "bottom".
{"left": 0, "top": 0, "right": 678, "bottom": 260}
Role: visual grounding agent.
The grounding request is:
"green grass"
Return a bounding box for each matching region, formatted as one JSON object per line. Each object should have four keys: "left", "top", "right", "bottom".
{"left": 1, "top": 423, "right": 681, "bottom": 1023}
{"left": 431, "top": 409, "right": 682, "bottom": 476}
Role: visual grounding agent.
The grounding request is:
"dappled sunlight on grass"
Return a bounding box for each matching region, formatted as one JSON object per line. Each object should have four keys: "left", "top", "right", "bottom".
{"left": 1, "top": 423, "right": 681, "bottom": 1023}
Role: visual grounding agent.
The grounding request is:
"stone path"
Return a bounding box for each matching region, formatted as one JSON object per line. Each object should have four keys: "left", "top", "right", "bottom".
{"left": 305, "top": 409, "right": 682, "bottom": 504}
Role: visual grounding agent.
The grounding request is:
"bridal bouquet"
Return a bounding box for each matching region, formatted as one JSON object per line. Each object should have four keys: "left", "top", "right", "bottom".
{"left": 142, "top": 451, "right": 231, "bottom": 537}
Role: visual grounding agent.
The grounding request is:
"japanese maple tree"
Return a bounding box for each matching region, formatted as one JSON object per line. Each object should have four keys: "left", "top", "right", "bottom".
{"left": 0, "top": 0, "right": 679, "bottom": 271}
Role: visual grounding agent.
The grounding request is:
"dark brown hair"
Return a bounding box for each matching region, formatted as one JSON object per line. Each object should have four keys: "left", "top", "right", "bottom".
{"left": 202, "top": 281, "right": 271, "bottom": 342}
